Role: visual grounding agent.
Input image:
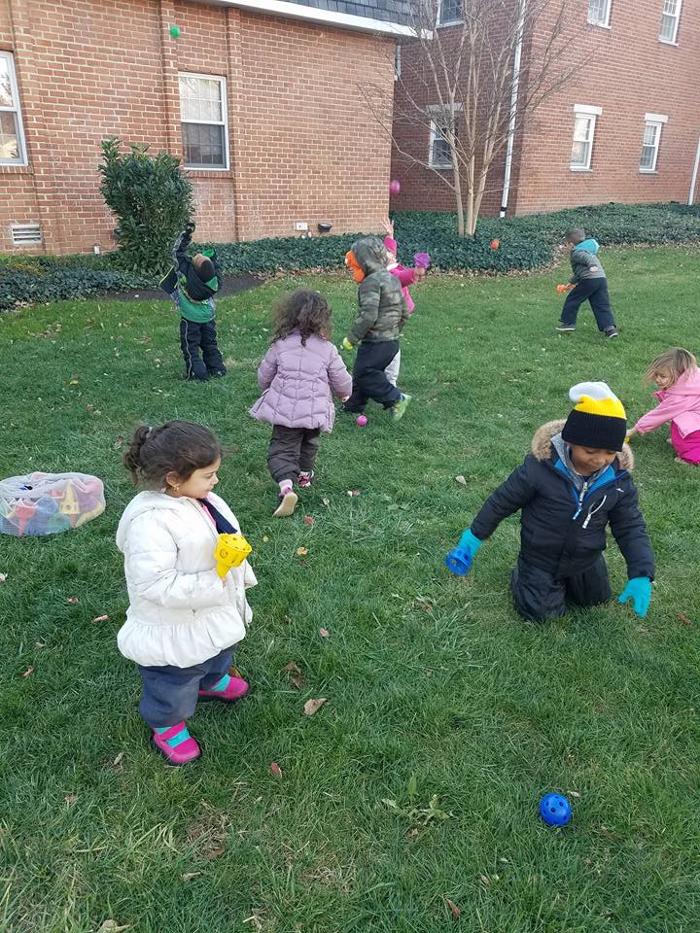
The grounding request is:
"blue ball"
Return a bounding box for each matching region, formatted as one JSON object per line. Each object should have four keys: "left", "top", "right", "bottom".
{"left": 539, "top": 793, "right": 572, "bottom": 826}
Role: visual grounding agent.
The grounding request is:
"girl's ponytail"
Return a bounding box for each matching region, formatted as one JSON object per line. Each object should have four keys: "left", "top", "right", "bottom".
{"left": 123, "top": 425, "right": 152, "bottom": 484}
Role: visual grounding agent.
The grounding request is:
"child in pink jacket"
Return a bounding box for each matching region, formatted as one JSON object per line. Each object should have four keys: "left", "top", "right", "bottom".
{"left": 628, "top": 347, "right": 700, "bottom": 465}
{"left": 382, "top": 218, "right": 428, "bottom": 386}
{"left": 250, "top": 289, "right": 352, "bottom": 516}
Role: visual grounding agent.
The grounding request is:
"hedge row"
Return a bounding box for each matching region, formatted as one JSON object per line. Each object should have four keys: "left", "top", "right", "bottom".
{"left": 1, "top": 202, "right": 699, "bottom": 311}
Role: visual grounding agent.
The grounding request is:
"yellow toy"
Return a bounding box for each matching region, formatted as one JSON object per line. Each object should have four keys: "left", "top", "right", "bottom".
{"left": 214, "top": 532, "right": 252, "bottom": 578}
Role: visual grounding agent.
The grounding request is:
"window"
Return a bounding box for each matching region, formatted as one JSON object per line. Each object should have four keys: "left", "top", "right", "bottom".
{"left": 659, "top": 0, "right": 682, "bottom": 42}
{"left": 394, "top": 44, "right": 401, "bottom": 81}
{"left": 640, "top": 113, "right": 668, "bottom": 172}
{"left": 587, "top": 0, "right": 612, "bottom": 27}
{"left": 427, "top": 106, "right": 460, "bottom": 168}
{"left": 570, "top": 105, "right": 601, "bottom": 171}
{"left": 0, "top": 52, "right": 27, "bottom": 165}
{"left": 179, "top": 73, "right": 228, "bottom": 169}
{"left": 437, "top": 0, "right": 463, "bottom": 26}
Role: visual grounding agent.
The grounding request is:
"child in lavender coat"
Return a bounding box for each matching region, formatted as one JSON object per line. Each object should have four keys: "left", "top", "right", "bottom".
{"left": 250, "top": 289, "right": 352, "bottom": 517}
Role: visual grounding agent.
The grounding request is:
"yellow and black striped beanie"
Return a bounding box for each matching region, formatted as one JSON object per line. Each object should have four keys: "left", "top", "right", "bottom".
{"left": 561, "top": 382, "right": 627, "bottom": 452}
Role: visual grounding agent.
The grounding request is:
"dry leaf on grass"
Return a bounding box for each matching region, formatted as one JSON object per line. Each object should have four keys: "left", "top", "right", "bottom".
{"left": 303, "top": 515, "right": 315, "bottom": 526}
{"left": 0, "top": 573, "right": 7, "bottom": 584}
{"left": 97, "top": 922, "right": 131, "bottom": 933}
{"left": 67, "top": 596, "right": 79, "bottom": 605}
{"left": 270, "top": 762, "right": 283, "bottom": 779}
{"left": 445, "top": 898, "right": 461, "bottom": 920}
{"left": 295, "top": 546, "right": 309, "bottom": 557}
{"left": 454, "top": 475, "right": 467, "bottom": 486}
{"left": 281, "top": 660, "right": 304, "bottom": 689}
{"left": 92, "top": 614, "right": 110, "bottom": 623}
{"left": 322, "top": 497, "right": 330, "bottom": 507}
{"left": 677, "top": 612, "right": 692, "bottom": 625}
{"left": 346, "top": 489, "right": 361, "bottom": 497}
{"left": 303, "top": 698, "right": 328, "bottom": 716}
{"left": 64, "top": 794, "right": 77, "bottom": 807}
{"left": 113, "top": 436, "right": 124, "bottom": 450}
{"left": 21, "top": 666, "right": 34, "bottom": 678}
{"left": 319, "top": 627, "right": 330, "bottom": 638}
{"left": 182, "top": 872, "right": 202, "bottom": 882}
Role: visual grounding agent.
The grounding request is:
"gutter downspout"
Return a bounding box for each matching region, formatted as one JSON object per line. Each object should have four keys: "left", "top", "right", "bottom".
{"left": 500, "top": 0, "right": 526, "bottom": 218}
{"left": 689, "top": 136, "right": 700, "bottom": 205}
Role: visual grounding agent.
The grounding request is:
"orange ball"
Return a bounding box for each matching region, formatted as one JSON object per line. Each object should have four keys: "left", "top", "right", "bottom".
{"left": 490, "top": 238, "right": 500, "bottom": 250}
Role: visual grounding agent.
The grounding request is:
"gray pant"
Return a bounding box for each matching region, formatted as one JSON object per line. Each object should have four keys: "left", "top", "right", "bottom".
{"left": 137, "top": 648, "right": 233, "bottom": 728}
{"left": 267, "top": 425, "right": 321, "bottom": 483}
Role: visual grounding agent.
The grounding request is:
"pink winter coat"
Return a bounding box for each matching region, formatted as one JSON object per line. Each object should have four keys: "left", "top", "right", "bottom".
{"left": 633, "top": 367, "right": 700, "bottom": 438}
{"left": 249, "top": 331, "right": 352, "bottom": 433}
{"left": 384, "top": 236, "right": 418, "bottom": 313}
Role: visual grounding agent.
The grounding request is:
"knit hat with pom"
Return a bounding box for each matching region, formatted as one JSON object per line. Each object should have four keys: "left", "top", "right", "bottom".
{"left": 562, "top": 382, "right": 627, "bottom": 451}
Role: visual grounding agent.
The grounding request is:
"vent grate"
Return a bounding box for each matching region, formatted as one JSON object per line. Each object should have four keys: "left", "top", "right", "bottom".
{"left": 11, "top": 223, "right": 42, "bottom": 246}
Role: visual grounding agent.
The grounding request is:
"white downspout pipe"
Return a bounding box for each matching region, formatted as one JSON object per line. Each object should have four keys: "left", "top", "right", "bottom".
{"left": 500, "top": 0, "right": 526, "bottom": 218}
{"left": 688, "top": 136, "right": 700, "bottom": 205}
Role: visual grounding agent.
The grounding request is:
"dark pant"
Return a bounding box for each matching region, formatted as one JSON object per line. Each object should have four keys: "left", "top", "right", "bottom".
{"left": 138, "top": 648, "right": 233, "bottom": 728}
{"left": 510, "top": 555, "right": 611, "bottom": 622}
{"left": 343, "top": 340, "right": 402, "bottom": 413}
{"left": 179, "top": 318, "right": 226, "bottom": 380}
{"left": 267, "top": 425, "right": 321, "bottom": 483}
{"left": 560, "top": 278, "right": 616, "bottom": 332}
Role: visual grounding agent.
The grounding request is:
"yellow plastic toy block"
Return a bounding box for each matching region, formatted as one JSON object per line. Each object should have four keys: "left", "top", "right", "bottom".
{"left": 214, "top": 532, "right": 252, "bottom": 578}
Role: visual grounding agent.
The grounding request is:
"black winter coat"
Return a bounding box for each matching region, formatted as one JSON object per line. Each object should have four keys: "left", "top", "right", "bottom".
{"left": 470, "top": 421, "right": 655, "bottom": 580}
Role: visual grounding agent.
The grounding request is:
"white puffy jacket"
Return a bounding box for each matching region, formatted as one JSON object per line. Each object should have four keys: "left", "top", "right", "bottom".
{"left": 116, "top": 490, "right": 256, "bottom": 668}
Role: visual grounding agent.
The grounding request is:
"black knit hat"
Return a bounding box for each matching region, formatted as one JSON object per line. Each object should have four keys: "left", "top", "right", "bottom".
{"left": 197, "top": 258, "right": 216, "bottom": 282}
{"left": 561, "top": 382, "right": 627, "bottom": 452}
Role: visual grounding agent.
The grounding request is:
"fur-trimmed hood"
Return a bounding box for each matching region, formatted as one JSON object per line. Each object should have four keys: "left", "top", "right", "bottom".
{"left": 531, "top": 419, "right": 634, "bottom": 471}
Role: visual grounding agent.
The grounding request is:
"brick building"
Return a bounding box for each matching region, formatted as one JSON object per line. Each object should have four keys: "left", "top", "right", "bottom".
{"left": 391, "top": 0, "right": 700, "bottom": 218}
{"left": 0, "top": 0, "right": 411, "bottom": 255}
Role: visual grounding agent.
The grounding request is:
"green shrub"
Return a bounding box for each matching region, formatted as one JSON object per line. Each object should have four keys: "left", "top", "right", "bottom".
{"left": 98, "top": 137, "right": 193, "bottom": 274}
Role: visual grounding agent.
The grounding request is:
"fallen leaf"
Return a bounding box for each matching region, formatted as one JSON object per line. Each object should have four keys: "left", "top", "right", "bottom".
{"left": 113, "top": 436, "right": 124, "bottom": 450}
{"left": 270, "top": 762, "right": 283, "bottom": 779}
{"left": 21, "top": 666, "right": 34, "bottom": 678}
{"left": 0, "top": 573, "right": 6, "bottom": 583}
{"left": 479, "top": 874, "right": 491, "bottom": 886}
{"left": 113, "top": 752, "right": 124, "bottom": 769}
{"left": 347, "top": 489, "right": 361, "bottom": 497}
{"left": 303, "top": 697, "right": 328, "bottom": 716}
{"left": 64, "top": 794, "right": 77, "bottom": 807}
{"left": 182, "top": 872, "right": 202, "bottom": 882}
{"left": 67, "top": 596, "right": 79, "bottom": 605}
{"left": 569, "top": 790, "right": 581, "bottom": 798}
{"left": 204, "top": 846, "right": 225, "bottom": 861}
{"left": 319, "top": 627, "right": 330, "bottom": 638}
{"left": 68, "top": 375, "right": 80, "bottom": 386}
{"left": 322, "top": 497, "right": 330, "bottom": 507}
{"left": 281, "top": 660, "right": 304, "bottom": 689}
{"left": 677, "top": 612, "right": 692, "bottom": 625}
{"left": 262, "top": 535, "right": 269, "bottom": 543}
{"left": 295, "top": 546, "right": 308, "bottom": 557}
{"left": 455, "top": 475, "right": 467, "bottom": 486}
{"left": 97, "top": 923, "right": 131, "bottom": 933}
{"left": 35, "top": 641, "right": 46, "bottom": 649}
{"left": 92, "top": 614, "right": 110, "bottom": 623}
{"left": 303, "top": 515, "right": 315, "bottom": 526}
{"left": 445, "top": 898, "right": 461, "bottom": 920}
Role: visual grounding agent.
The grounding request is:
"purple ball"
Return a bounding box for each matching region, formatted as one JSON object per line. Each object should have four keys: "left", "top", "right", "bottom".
{"left": 389, "top": 179, "right": 401, "bottom": 196}
{"left": 356, "top": 415, "right": 368, "bottom": 427}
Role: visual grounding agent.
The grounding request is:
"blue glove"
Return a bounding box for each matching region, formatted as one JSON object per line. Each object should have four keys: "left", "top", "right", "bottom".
{"left": 618, "top": 577, "right": 652, "bottom": 619}
{"left": 445, "top": 529, "right": 482, "bottom": 576}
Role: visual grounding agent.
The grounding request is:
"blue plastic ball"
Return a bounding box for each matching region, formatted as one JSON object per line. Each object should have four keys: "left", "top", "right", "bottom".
{"left": 539, "top": 793, "right": 572, "bottom": 826}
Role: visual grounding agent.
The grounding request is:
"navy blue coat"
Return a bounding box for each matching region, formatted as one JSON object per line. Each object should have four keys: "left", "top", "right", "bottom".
{"left": 471, "top": 421, "right": 655, "bottom": 580}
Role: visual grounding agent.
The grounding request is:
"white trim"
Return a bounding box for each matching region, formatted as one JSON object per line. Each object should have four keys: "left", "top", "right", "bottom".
{"left": 178, "top": 72, "right": 230, "bottom": 171}
{"left": 688, "top": 136, "right": 700, "bottom": 205}
{"left": 0, "top": 51, "right": 28, "bottom": 167}
{"left": 644, "top": 112, "right": 668, "bottom": 124}
{"left": 573, "top": 103, "right": 603, "bottom": 116}
{"left": 659, "top": 0, "right": 682, "bottom": 44}
{"left": 587, "top": 0, "right": 612, "bottom": 28}
{"left": 436, "top": 0, "right": 463, "bottom": 27}
{"left": 189, "top": 0, "right": 417, "bottom": 36}
{"left": 639, "top": 118, "right": 664, "bottom": 173}
{"left": 427, "top": 105, "right": 461, "bottom": 169}
{"left": 570, "top": 111, "right": 598, "bottom": 171}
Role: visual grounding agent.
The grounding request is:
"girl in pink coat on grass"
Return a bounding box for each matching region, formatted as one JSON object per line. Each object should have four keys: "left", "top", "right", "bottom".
{"left": 628, "top": 347, "right": 700, "bottom": 465}
{"left": 250, "top": 289, "right": 352, "bottom": 516}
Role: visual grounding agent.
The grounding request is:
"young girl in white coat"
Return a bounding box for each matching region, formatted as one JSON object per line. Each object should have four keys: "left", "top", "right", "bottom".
{"left": 117, "top": 421, "right": 256, "bottom": 765}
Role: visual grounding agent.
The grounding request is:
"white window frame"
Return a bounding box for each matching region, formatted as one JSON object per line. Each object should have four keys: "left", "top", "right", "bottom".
{"left": 436, "top": 0, "right": 463, "bottom": 27}
{"left": 570, "top": 104, "right": 602, "bottom": 172}
{"left": 659, "top": 0, "right": 682, "bottom": 43}
{"left": 0, "top": 51, "right": 28, "bottom": 166}
{"left": 178, "top": 72, "right": 229, "bottom": 171}
{"left": 427, "top": 104, "right": 461, "bottom": 169}
{"left": 587, "top": 0, "right": 612, "bottom": 27}
{"left": 394, "top": 44, "right": 401, "bottom": 81}
{"left": 640, "top": 113, "right": 668, "bottom": 173}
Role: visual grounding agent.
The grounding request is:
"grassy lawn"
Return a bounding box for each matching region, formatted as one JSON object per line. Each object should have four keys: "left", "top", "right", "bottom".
{"left": 1, "top": 246, "right": 699, "bottom": 932}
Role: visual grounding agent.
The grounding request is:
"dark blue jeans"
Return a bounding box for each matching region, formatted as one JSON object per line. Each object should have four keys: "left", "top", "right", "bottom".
{"left": 138, "top": 648, "right": 233, "bottom": 728}
{"left": 343, "top": 340, "right": 402, "bottom": 412}
{"left": 560, "top": 278, "right": 616, "bottom": 331}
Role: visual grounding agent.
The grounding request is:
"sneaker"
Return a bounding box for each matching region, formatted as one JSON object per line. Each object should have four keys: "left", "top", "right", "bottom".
{"left": 273, "top": 490, "right": 298, "bottom": 517}
{"left": 604, "top": 326, "right": 619, "bottom": 339}
{"left": 392, "top": 394, "right": 412, "bottom": 421}
{"left": 151, "top": 721, "right": 201, "bottom": 765}
{"left": 207, "top": 367, "right": 227, "bottom": 377}
{"left": 198, "top": 673, "right": 249, "bottom": 702}
{"left": 298, "top": 471, "right": 314, "bottom": 489}
{"left": 555, "top": 323, "right": 576, "bottom": 333}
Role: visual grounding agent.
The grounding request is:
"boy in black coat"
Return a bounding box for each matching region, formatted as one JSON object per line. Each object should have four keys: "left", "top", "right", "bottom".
{"left": 447, "top": 382, "right": 654, "bottom": 621}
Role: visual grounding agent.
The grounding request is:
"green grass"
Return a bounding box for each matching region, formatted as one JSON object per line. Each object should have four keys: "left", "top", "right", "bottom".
{"left": 1, "top": 247, "right": 699, "bottom": 932}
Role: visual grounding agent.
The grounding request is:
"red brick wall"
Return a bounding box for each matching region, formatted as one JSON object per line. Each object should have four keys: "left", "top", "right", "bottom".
{"left": 0, "top": 0, "right": 395, "bottom": 255}
{"left": 512, "top": 0, "right": 700, "bottom": 214}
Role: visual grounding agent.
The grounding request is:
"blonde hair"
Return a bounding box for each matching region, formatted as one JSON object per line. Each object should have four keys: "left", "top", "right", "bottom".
{"left": 644, "top": 347, "right": 697, "bottom": 385}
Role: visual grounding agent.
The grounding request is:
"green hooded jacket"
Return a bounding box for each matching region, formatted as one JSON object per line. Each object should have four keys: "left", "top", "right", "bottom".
{"left": 347, "top": 237, "right": 409, "bottom": 345}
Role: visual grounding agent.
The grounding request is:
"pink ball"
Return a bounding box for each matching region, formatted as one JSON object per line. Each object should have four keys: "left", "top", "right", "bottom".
{"left": 389, "top": 179, "right": 401, "bottom": 196}
{"left": 356, "top": 415, "right": 368, "bottom": 427}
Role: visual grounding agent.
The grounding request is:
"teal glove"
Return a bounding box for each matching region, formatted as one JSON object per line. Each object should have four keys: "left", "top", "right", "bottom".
{"left": 457, "top": 529, "right": 482, "bottom": 558}
{"left": 618, "top": 577, "right": 652, "bottom": 619}
{"left": 445, "top": 529, "right": 482, "bottom": 577}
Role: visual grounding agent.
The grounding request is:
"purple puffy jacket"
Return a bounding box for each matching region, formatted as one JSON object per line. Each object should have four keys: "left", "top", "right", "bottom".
{"left": 249, "top": 331, "right": 352, "bottom": 432}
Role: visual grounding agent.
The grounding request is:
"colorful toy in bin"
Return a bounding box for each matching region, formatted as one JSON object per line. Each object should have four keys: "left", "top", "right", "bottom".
{"left": 214, "top": 532, "right": 252, "bottom": 578}
{"left": 0, "top": 472, "right": 105, "bottom": 537}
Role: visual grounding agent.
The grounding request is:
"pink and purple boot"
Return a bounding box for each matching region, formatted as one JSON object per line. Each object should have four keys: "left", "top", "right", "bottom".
{"left": 198, "top": 672, "right": 249, "bottom": 702}
{"left": 151, "top": 721, "right": 201, "bottom": 765}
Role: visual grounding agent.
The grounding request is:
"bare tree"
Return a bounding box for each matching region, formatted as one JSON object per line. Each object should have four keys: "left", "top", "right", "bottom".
{"left": 364, "top": 0, "right": 582, "bottom": 236}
